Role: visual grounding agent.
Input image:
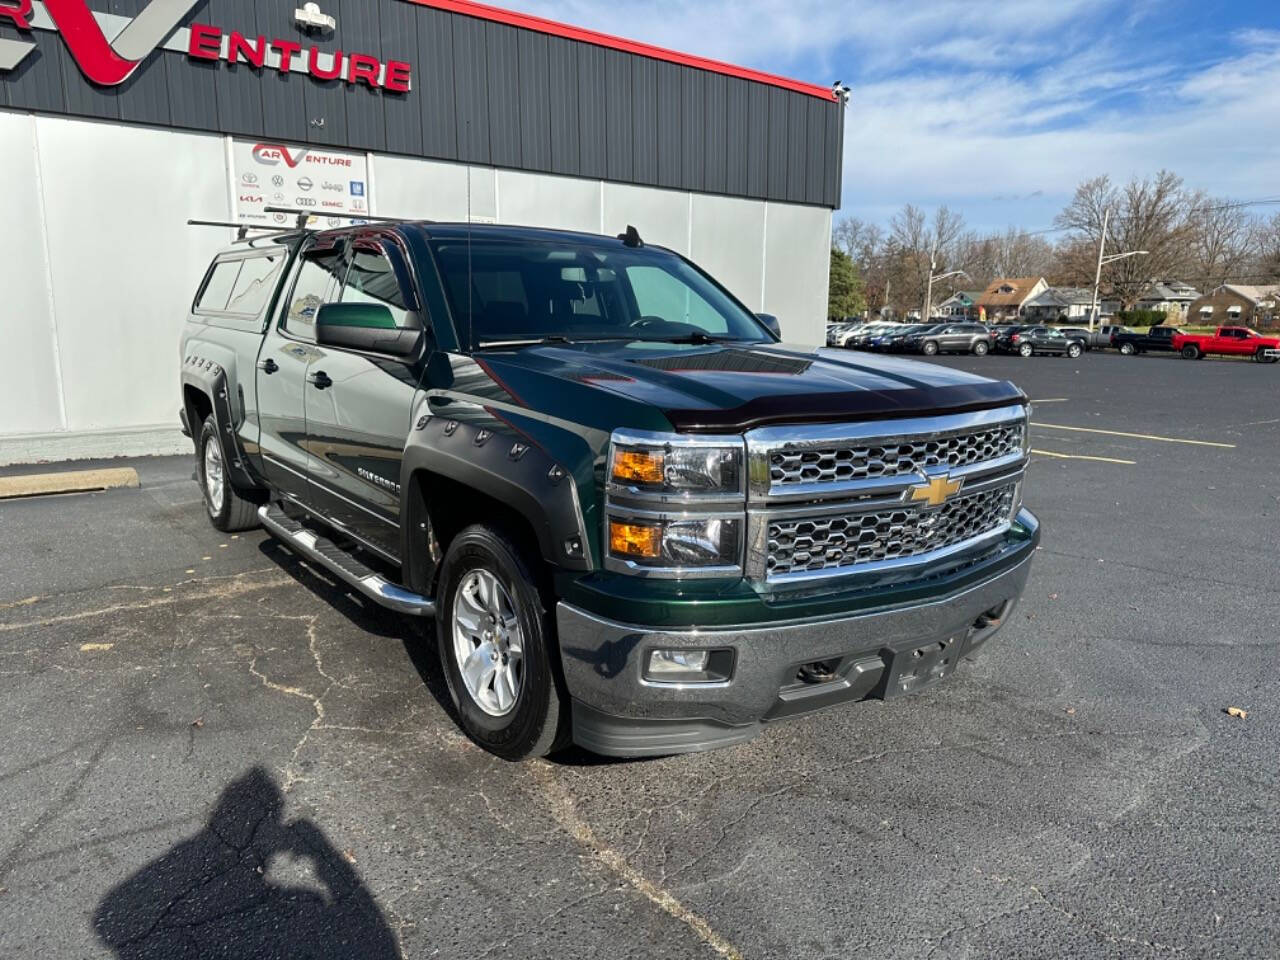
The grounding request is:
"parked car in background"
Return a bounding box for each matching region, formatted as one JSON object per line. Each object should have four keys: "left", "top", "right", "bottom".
{"left": 826, "top": 322, "right": 859, "bottom": 347}
{"left": 846, "top": 322, "right": 896, "bottom": 349}
{"left": 1172, "top": 327, "right": 1280, "bottom": 363}
{"left": 1112, "top": 326, "right": 1181, "bottom": 355}
{"left": 993, "top": 325, "right": 1030, "bottom": 354}
{"left": 870, "top": 323, "right": 930, "bottom": 352}
{"left": 1092, "top": 324, "right": 1132, "bottom": 349}
{"left": 1057, "top": 327, "right": 1094, "bottom": 350}
{"left": 908, "top": 322, "right": 993, "bottom": 356}
{"left": 1009, "top": 326, "right": 1086, "bottom": 358}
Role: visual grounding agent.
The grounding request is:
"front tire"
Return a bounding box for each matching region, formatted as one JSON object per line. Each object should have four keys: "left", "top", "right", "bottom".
{"left": 1119, "top": 342, "right": 1136, "bottom": 356}
{"left": 436, "top": 525, "right": 570, "bottom": 761}
{"left": 972, "top": 340, "right": 989, "bottom": 356}
{"left": 922, "top": 341, "right": 939, "bottom": 356}
{"left": 197, "top": 415, "right": 259, "bottom": 533}
{"left": 1019, "top": 343, "right": 1034, "bottom": 358}
{"left": 1067, "top": 343, "right": 1082, "bottom": 359}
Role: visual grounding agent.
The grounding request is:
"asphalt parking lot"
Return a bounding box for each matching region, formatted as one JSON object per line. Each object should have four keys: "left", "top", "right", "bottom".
{"left": 2, "top": 349, "right": 1277, "bottom": 959}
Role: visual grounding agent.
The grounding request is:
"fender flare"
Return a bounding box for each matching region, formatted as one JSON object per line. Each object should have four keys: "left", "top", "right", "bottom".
{"left": 181, "top": 341, "right": 264, "bottom": 493}
{"left": 399, "top": 405, "right": 595, "bottom": 588}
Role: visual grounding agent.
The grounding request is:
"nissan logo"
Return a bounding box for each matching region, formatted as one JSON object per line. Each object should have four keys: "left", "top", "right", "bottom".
{"left": 297, "top": 177, "right": 314, "bottom": 191}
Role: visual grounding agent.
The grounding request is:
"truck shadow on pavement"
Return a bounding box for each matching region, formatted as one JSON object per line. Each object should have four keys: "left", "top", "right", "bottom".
{"left": 94, "top": 767, "right": 399, "bottom": 959}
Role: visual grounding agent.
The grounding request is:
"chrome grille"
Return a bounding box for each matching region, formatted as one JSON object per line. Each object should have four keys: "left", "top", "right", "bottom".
{"left": 769, "top": 422, "right": 1024, "bottom": 488}
{"left": 766, "top": 484, "right": 1017, "bottom": 578}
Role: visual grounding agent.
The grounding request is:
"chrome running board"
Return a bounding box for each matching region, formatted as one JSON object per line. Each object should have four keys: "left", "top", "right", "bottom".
{"left": 258, "top": 504, "right": 436, "bottom": 617}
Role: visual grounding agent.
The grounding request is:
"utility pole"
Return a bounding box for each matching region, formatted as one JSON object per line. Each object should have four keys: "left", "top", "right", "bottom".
{"left": 1088, "top": 209, "right": 1149, "bottom": 332}
{"left": 922, "top": 240, "right": 937, "bottom": 322}
{"left": 1088, "top": 210, "right": 1110, "bottom": 334}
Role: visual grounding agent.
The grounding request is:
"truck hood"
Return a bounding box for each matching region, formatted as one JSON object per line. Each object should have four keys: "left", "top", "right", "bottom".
{"left": 477, "top": 341, "right": 1025, "bottom": 432}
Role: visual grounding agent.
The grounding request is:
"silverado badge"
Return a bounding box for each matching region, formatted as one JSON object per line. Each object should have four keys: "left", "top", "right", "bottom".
{"left": 907, "top": 472, "right": 964, "bottom": 508}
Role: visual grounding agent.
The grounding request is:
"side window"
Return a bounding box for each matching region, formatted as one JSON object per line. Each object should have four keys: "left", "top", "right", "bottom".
{"left": 196, "top": 260, "right": 242, "bottom": 312}
{"left": 627, "top": 266, "right": 727, "bottom": 334}
{"left": 340, "top": 246, "right": 413, "bottom": 328}
{"left": 282, "top": 248, "right": 347, "bottom": 342}
{"left": 225, "top": 254, "right": 285, "bottom": 317}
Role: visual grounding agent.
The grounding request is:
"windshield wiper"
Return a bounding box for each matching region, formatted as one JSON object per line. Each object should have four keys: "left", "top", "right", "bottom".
{"left": 473, "top": 335, "right": 640, "bottom": 350}
{"left": 642, "top": 332, "right": 743, "bottom": 345}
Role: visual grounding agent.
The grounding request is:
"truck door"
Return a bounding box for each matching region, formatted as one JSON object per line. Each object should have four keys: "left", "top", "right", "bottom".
{"left": 300, "top": 235, "right": 426, "bottom": 563}
{"left": 256, "top": 238, "right": 349, "bottom": 504}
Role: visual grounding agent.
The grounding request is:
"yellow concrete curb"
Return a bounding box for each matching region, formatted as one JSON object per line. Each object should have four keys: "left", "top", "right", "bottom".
{"left": 0, "top": 467, "right": 140, "bottom": 500}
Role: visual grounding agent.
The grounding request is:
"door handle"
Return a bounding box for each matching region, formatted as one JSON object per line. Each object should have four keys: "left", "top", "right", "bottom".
{"left": 307, "top": 371, "right": 333, "bottom": 390}
{"left": 257, "top": 358, "right": 279, "bottom": 374}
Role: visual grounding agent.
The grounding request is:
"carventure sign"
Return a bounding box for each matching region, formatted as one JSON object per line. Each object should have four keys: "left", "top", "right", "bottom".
{"left": 0, "top": 0, "right": 412, "bottom": 91}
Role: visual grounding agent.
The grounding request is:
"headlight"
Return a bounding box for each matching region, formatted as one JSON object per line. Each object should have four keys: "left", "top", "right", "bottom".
{"left": 605, "top": 431, "right": 746, "bottom": 577}
{"left": 608, "top": 517, "right": 743, "bottom": 569}
{"left": 608, "top": 434, "right": 742, "bottom": 495}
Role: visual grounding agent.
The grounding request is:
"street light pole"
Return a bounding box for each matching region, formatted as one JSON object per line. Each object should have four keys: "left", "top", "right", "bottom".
{"left": 922, "top": 241, "right": 937, "bottom": 323}
{"left": 1088, "top": 210, "right": 1149, "bottom": 332}
{"left": 1088, "top": 210, "right": 1109, "bottom": 334}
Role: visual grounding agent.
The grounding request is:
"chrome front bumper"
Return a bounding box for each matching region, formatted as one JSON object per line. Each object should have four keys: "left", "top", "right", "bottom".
{"left": 558, "top": 514, "right": 1037, "bottom": 757}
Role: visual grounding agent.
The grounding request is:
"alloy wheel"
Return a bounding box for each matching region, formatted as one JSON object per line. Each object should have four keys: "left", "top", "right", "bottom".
{"left": 451, "top": 569, "right": 525, "bottom": 717}
{"left": 203, "top": 435, "right": 225, "bottom": 517}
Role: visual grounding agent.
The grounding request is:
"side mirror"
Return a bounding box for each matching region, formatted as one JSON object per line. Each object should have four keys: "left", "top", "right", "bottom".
{"left": 315, "top": 303, "right": 421, "bottom": 357}
{"left": 756, "top": 313, "right": 781, "bottom": 339}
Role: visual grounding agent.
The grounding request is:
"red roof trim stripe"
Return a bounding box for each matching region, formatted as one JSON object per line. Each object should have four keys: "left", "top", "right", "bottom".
{"left": 402, "top": 0, "right": 838, "bottom": 101}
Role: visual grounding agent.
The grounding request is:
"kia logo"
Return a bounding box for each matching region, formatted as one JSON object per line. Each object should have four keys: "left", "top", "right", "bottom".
{"left": 297, "top": 177, "right": 314, "bottom": 192}
{"left": 0, "top": 0, "right": 198, "bottom": 84}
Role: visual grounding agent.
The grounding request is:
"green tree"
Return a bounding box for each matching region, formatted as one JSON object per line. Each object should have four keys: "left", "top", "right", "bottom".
{"left": 828, "top": 247, "right": 865, "bottom": 319}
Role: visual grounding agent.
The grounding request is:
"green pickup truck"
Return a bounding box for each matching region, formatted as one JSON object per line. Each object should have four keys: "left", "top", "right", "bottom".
{"left": 180, "top": 220, "right": 1039, "bottom": 759}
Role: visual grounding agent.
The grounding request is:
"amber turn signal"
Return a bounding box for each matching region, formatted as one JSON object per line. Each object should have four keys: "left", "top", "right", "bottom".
{"left": 612, "top": 449, "right": 665, "bottom": 486}
{"left": 609, "top": 520, "right": 662, "bottom": 559}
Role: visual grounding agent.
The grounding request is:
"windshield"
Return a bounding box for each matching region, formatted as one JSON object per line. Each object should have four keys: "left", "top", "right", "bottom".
{"left": 430, "top": 237, "right": 770, "bottom": 347}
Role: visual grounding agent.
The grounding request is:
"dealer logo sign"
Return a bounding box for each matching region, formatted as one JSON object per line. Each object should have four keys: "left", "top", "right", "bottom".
{"left": 0, "top": 0, "right": 412, "bottom": 91}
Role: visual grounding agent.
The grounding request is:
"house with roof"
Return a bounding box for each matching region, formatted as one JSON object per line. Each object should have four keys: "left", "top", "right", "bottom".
{"left": 1187, "top": 285, "right": 1280, "bottom": 329}
{"left": 1136, "top": 280, "right": 1202, "bottom": 319}
{"left": 1022, "top": 287, "right": 1097, "bottom": 323}
{"left": 935, "top": 291, "right": 983, "bottom": 319}
{"left": 977, "top": 277, "right": 1048, "bottom": 324}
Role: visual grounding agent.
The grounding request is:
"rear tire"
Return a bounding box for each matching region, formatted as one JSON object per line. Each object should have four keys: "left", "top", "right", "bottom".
{"left": 197, "top": 415, "right": 259, "bottom": 533}
{"left": 972, "top": 340, "right": 989, "bottom": 356}
{"left": 1119, "top": 342, "right": 1136, "bottom": 356}
{"left": 436, "top": 524, "right": 571, "bottom": 761}
{"left": 1181, "top": 345, "right": 1200, "bottom": 360}
{"left": 1019, "top": 343, "right": 1034, "bottom": 358}
{"left": 922, "top": 341, "right": 939, "bottom": 356}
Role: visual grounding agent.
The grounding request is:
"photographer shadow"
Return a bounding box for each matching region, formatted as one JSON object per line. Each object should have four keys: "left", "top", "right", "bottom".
{"left": 94, "top": 767, "right": 399, "bottom": 959}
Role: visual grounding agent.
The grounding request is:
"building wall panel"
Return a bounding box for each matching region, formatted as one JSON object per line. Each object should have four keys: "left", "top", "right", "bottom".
{"left": 0, "top": 113, "right": 65, "bottom": 436}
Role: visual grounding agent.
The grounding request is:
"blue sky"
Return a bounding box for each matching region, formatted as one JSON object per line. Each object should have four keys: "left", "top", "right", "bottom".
{"left": 522, "top": 0, "right": 1280, "bottom": 232}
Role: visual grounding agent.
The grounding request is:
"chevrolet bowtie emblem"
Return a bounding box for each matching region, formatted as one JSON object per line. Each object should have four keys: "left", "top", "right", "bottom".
{"left": 907, "top": 473, "right": 964, "bottom": 508}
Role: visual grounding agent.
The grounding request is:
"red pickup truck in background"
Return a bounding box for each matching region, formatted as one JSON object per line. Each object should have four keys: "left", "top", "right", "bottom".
{"left": 1172, "top": 327, "right": 1280, "bottom": 363}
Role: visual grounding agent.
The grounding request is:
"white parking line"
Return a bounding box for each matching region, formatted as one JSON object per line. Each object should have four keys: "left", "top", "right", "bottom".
{"left": 1031, "top": 422, "right": 1235, "bottom": 449}
{"left": 1032, "top": 449, "right": 1136, "bottom": 465}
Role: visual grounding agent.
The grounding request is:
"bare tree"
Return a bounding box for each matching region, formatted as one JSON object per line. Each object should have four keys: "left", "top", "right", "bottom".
{"left": 833, "top": 216, "right": 890, "bottom": 314}
{"left": 1186, "top": 193, "right": 1255, "bottom": 289}
{"left": 888, "top": 204, "right": 965, "bottom": 315}
{"left": 1255, "top": 212, "right": 1280, "bottom": 283}
{"left": 1055, "top": 171, "right": 1195, "bottom": 307}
